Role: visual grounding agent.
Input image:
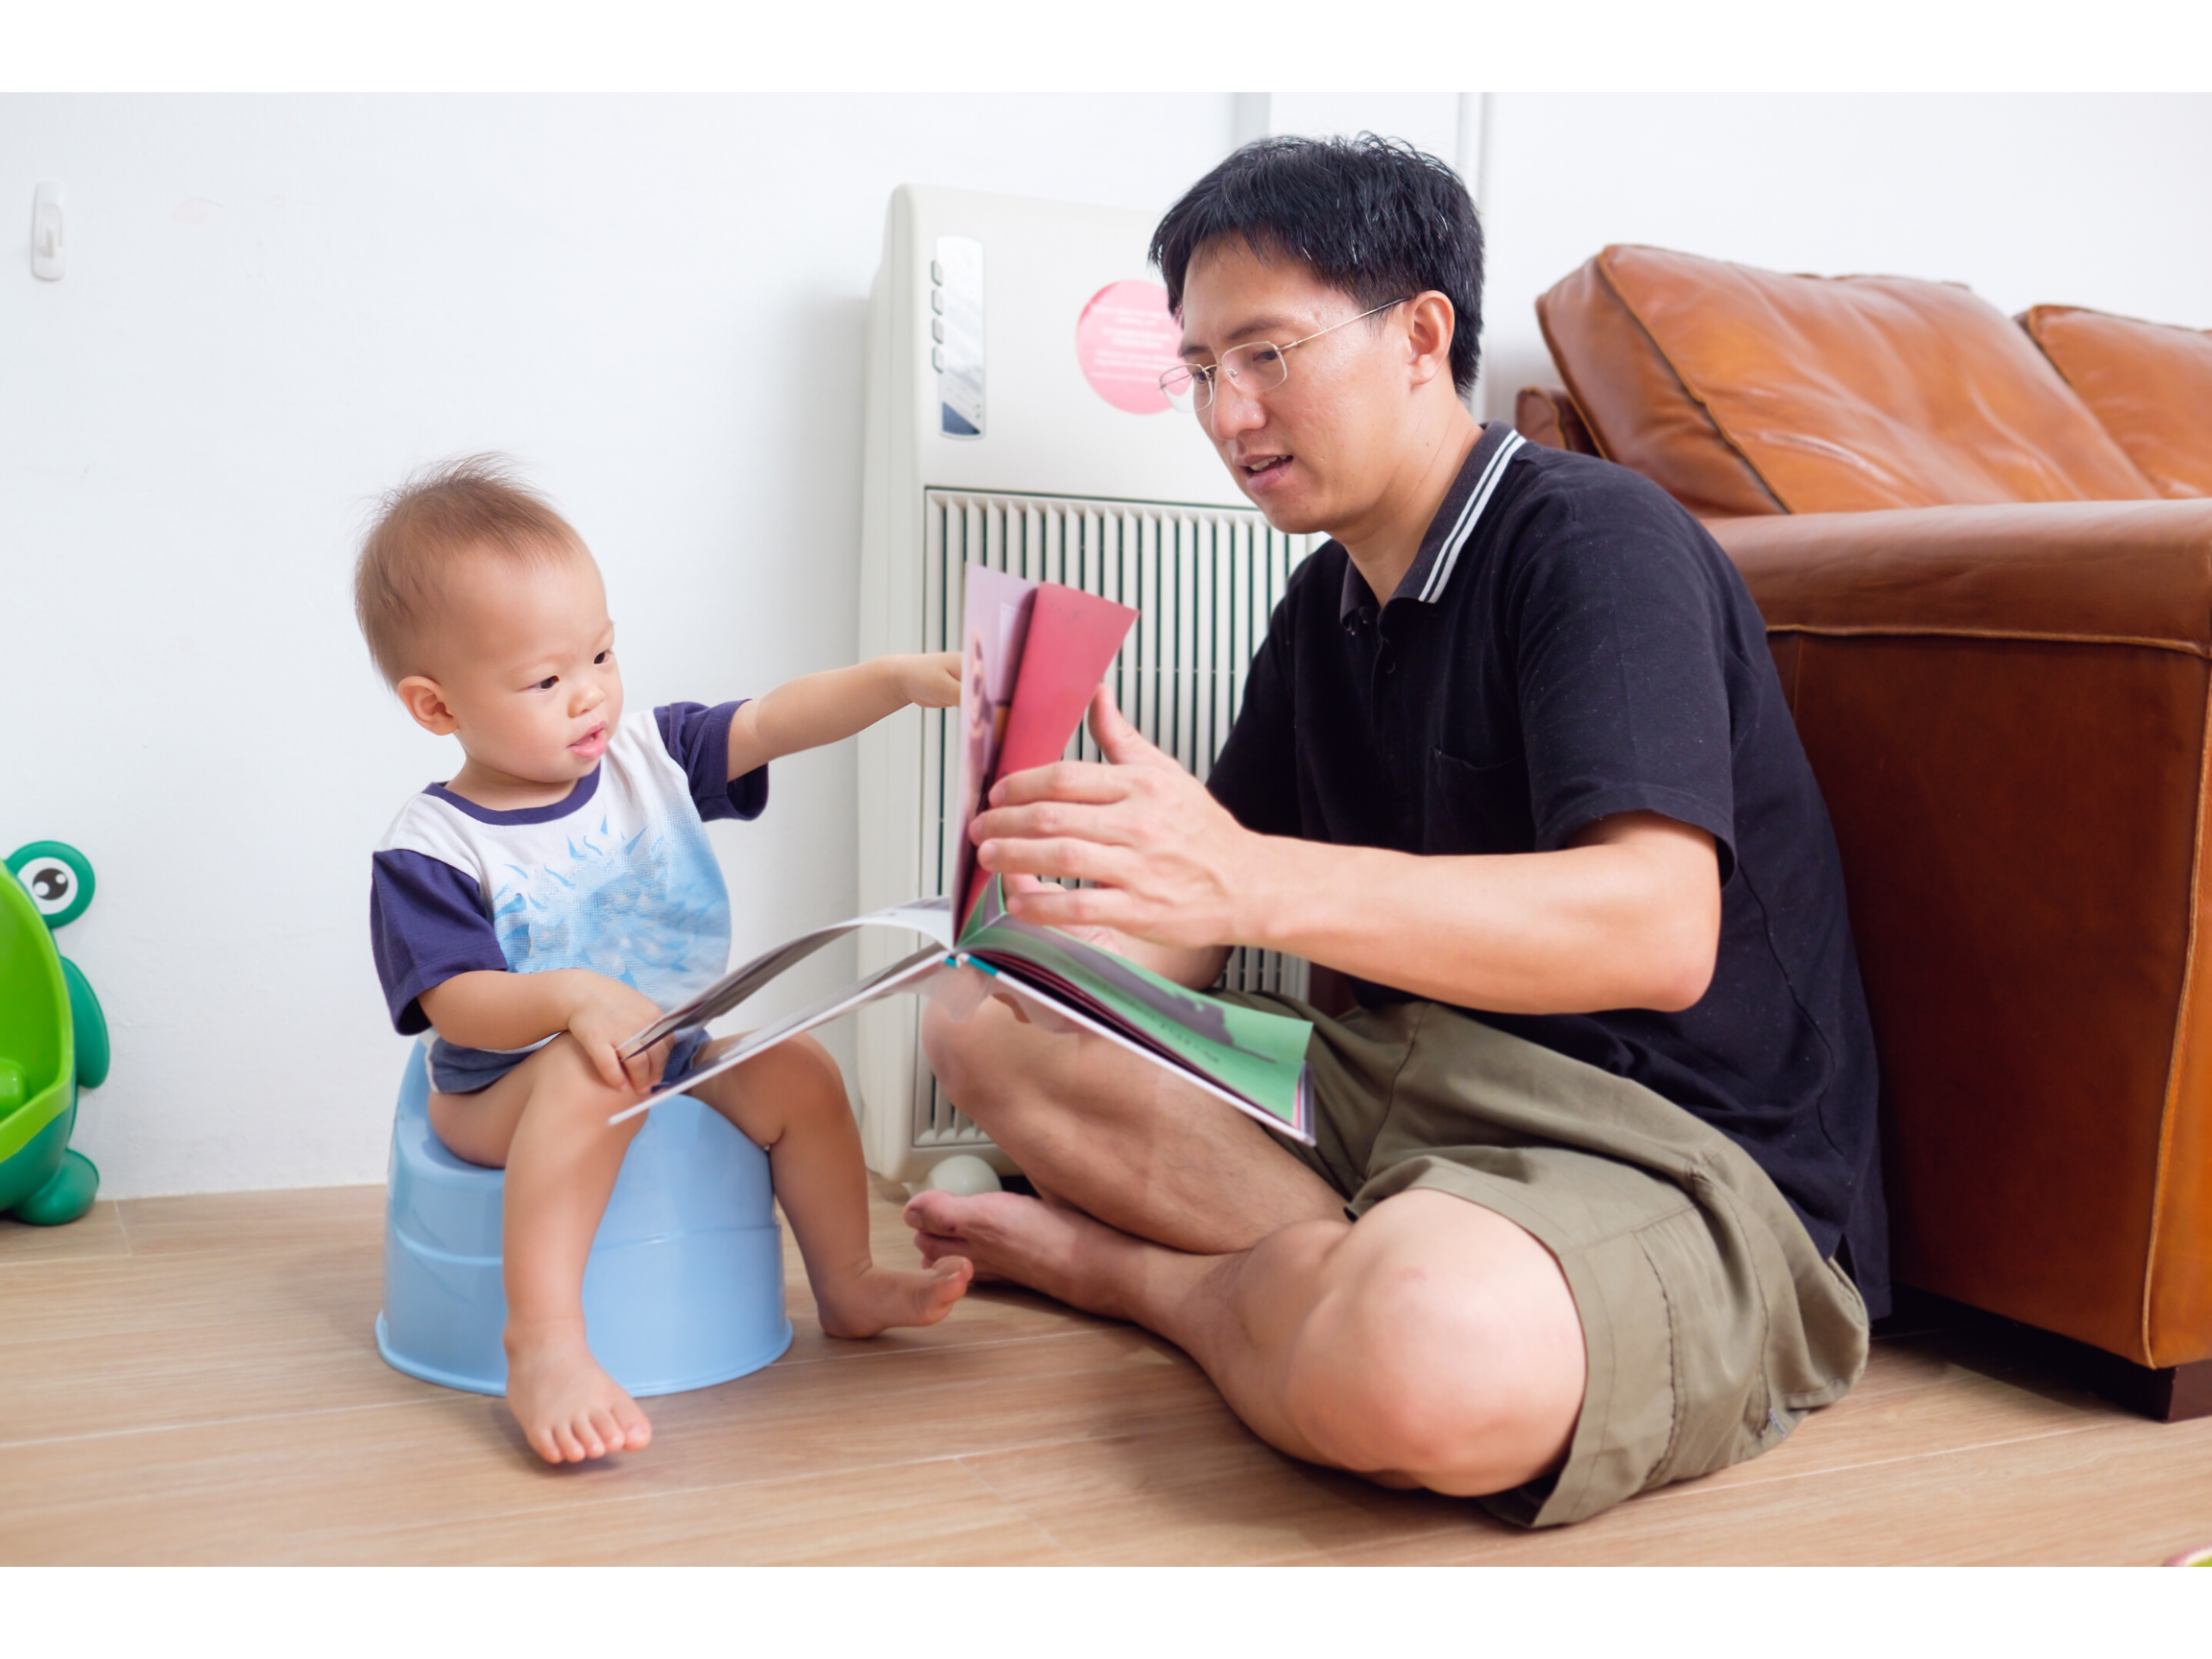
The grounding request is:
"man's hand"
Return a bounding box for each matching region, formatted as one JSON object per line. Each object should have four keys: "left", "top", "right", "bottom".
{"left": 561, "top": 976, "right": 672, "bottom": 1094}
{"left": 895, "top": 652, "right": 963, "bottom": 709}
{"left": 997, "top": 872, "right": 1134, "bottom": 952}
{"left": 971, "top": 687, "right": 1261, "bottom": 952}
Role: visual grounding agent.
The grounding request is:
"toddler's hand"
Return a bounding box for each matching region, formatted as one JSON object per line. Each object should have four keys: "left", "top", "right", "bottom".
{"left": 564, "top": 978, "right": 671, "bottom": 1095}
{"left": 895, "top": 652, "right": 963, "bottom": 709}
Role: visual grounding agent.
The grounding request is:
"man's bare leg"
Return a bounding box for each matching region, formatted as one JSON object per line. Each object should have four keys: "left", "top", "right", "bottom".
{"left": 429, "top": 1034, "right": 656, "bottom": 1465}
{"left": 920, "top": 995, "right": 1346, "bottom": 1253}
{"left": 686, "top": 1032, "right": 972, "bottom": 1337}
{"left": 909, "top": 994, "right": 1587, "bottom": 1494}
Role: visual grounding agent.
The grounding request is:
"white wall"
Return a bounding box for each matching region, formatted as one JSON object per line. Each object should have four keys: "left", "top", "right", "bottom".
{"left": 0, "top": 94, "right": 1237, "bottom": 1197}
{"left": 8, "top": 92, "right": 2209, "bottom": 1198}
{"left": 1477, "top": 93, "right": 2212, "bottom": 420}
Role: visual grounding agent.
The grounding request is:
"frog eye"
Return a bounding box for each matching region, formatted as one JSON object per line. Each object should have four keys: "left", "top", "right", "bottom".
{"left": 7, "top": 841, "right": 95, "bottom": 930}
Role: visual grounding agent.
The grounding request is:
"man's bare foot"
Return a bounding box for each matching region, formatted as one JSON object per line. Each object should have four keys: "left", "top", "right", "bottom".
{"left": 903, "top": 1190, "right": 1141, "bottom": 1320}
{"left": 504, "top": 1317, "right": 653, "bottom": 1465}
{"left": 812, "top": 1257, "right": 974, "bottom": 1339}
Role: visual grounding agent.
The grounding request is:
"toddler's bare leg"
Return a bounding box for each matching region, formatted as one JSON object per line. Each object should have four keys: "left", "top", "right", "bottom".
{"left": 428, "top": 1036, "right": 654, "bottom": 1464}
{"left": 688, "top": 1034, "right": 972, "bottom": 1337}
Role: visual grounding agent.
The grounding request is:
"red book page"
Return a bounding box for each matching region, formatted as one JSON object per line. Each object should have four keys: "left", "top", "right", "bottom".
{"left": 950, "top": 575, "right": 1138, "bottom": 931}
{"left": 949, "top": 566, "right": 1041, "bottom": 927}
{"left": 996, "top": 585, "right": 1138, "bottom": 780}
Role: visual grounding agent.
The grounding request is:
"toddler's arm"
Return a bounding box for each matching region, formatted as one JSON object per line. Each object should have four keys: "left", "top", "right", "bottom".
{"left": 725, "top": 654, "right": 961, "bottom": 779}
{"left": 419, "top": 970, "right": 669, "bottom": 1094}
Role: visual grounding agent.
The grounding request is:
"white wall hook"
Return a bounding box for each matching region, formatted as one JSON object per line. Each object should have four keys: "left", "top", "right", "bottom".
{"left": 32, "top": 181, "right": 64, "bottom": 280}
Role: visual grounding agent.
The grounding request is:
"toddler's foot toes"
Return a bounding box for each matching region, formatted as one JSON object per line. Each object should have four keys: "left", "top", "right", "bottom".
{"left": 505, "top": 1320, "right": 653, "bottom": 1465}
{"left": 816, "top": 1258, "right": 974, "bottom": 1339}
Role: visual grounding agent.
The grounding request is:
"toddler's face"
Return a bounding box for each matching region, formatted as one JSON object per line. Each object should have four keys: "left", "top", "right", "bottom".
{"left": 410, "top": 550, "right": 624, "bottom": 787}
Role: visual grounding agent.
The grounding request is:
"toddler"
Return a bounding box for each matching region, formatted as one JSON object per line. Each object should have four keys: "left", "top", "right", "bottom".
{"left": 357, "top": 457, "right": 970, "bottom": 1464}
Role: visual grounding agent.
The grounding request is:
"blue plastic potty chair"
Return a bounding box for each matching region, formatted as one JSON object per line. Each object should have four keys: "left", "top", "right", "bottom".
{"left": 377, "top": 1043, "right": 793, "bottom": 1397}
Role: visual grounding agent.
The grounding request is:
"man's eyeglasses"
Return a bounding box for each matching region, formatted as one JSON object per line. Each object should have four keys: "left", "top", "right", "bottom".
{"left": 1158, "top": 298, "right": 1411, "bottom": 416}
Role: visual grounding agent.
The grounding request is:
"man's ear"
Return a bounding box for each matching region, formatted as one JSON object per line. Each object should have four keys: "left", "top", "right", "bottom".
{"left": 1404, "top": 291, "right": 1457, "bottom": 389}
{"left": 396, "top": 675, "right": 460, "bottom": 737}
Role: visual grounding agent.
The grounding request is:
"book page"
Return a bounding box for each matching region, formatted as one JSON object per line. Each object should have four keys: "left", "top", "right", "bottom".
{"left": 955, "top": 876, "right": 1313, "bottom": 1140}
{"left": 995, "top": 582, "right": 1139, "bottom": 781}
{"left": 950, "top": 567, "right": 1139, "bottom": 930}
{"left": 949, "top": 565, "right": 1039, "bottom": 928}
{"left": 619, "top": 898, "right": 954, "bottom": 1059}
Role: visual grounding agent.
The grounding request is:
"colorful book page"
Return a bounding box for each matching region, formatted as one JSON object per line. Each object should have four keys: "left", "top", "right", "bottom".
{"left": 995, "top": 583, "right": 1139, "bottom": 780}
{"left": 949, "top": 566, "right": 1039, "bottom": 927}
{"left": 956, "top": 877, "right": 1312, "bottom": 1137}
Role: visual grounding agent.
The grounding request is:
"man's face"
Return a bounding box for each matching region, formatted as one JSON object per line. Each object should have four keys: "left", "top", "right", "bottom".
{"left": 1175, "top": 238, "right": 1411, "bottom": 537}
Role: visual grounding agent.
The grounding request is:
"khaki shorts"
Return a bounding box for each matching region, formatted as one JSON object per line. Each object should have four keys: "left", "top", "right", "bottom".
{"left": 1220, "top": 993, "right": 1871, "bottom": 1528}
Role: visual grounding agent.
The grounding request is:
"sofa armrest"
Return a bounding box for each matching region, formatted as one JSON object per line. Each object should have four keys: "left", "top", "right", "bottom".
{"left": 1704, "top": 497, "right": 2212, "bottom": 1367}
{"left": 1707, "top": 498, "right": 2212, "bottom": 651}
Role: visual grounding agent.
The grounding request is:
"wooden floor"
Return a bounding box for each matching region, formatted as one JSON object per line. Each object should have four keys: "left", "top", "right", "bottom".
{"left": 3, "top": 1182, "right": 2209, "bottom": 1566}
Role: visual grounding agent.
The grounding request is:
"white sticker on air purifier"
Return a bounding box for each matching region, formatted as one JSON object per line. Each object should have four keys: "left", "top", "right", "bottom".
{"left": 934, "top": 235, "right": 984, "bottom": 439}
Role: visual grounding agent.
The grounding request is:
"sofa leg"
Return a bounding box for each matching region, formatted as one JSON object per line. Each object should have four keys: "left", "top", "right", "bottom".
{"left": 1878, "top": 1286, "right": 2212, "bottom": 1422}
{"left": 2104, "top": 1358, "right": 2212, "bottom": 1423}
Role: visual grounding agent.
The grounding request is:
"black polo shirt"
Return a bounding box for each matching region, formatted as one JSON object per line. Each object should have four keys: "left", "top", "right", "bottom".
{"left": 1208, "top": 422, "right": 1888, "bottom": 1313}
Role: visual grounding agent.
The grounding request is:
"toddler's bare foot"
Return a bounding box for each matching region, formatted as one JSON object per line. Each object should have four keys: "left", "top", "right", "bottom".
{"left": 813, "top": 1258, "right": 974, "bottom": 1339}
{"left": 504, "top": 1317, "right": 653, "bottom": 1464}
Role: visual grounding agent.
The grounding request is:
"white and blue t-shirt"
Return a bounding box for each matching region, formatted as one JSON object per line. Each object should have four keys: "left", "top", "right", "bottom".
{"left": 370, "top": 701, "right": 766, "bottom": 1092}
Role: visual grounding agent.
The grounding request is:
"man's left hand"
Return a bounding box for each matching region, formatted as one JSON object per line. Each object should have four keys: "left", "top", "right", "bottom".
{"left": 972, "top": 688, "right": 1259, "bottom": 950}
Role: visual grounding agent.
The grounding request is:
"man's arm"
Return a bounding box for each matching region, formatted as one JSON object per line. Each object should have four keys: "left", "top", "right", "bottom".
{"left": 972, "top": 691, "right": 1721, "bottom": 1015}
{"left": 725, "top": 653, "right": 961, "bottom": 778}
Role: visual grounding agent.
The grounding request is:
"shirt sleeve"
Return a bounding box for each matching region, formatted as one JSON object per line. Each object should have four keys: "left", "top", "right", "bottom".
{"left": 369, "top": 850, "right": 509, "bottom": 1035}
{"left": 1507, "top": 486, "right": 1741, "bottom": 880}
{"left": 1206, "top": 581, "right": 1306, "bottom": 838}
{"left": 655, "top": 700, "right": 770, "bottom": 822}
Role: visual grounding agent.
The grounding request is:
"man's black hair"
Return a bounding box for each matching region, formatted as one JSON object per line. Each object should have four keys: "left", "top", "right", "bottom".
{"left": 1149, "top": 133, "right": 1484, "bottom": 396}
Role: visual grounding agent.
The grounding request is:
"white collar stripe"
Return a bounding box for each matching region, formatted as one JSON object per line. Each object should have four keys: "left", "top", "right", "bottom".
{"left": 1419, "top": 430, "right": 1526, "bottom": 604}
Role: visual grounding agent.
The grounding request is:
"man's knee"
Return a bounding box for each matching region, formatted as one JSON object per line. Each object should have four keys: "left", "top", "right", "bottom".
{"left": 1280, "top": 1196, "right": 1585, "bottom": 1493}
{"left": 1283, "top": 1270, "right": 1514, "bottom": 1479}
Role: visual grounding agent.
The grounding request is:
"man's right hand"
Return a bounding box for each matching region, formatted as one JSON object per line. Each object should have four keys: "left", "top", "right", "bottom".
{"left": 972, "top": 687, "right": 1262, "bottom": 956}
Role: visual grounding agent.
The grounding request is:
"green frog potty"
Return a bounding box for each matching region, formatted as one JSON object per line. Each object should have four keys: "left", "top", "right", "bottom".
{"left": 0, "top": 841, "right": 108, "bottom": 1224}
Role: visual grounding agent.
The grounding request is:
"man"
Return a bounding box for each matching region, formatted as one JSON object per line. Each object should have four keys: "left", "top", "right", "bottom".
{"left": 905, "top": 135, "right": 1885, "bottom": 1527}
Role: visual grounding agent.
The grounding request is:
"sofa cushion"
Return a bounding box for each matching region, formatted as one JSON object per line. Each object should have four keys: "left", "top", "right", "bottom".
{"left": 1512, "top": 385, "right": 1599, "bottom": 455}
{"left": 2020, "top": 304, "right": 2212, "bottom": 501}
{"left": 1537, "top": 245, "right": 2157, "bottom": 517}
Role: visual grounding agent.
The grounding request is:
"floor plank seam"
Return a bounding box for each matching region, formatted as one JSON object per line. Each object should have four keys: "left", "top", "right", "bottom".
{"left": 0, "top": 1393, "right": 436, "bottom": 1454}
{"left": 1642, "top": 1418, "right": 2113, "bottom": 1503}
{"left": 951, "top": 1454, "right": 1093, "bottom": 1563}
{"left": 193, "top": 1439, "right": 1174, "bottom": 1560}
{"left": 768, "top": 1324, "right": 1142, "bottom": 1369}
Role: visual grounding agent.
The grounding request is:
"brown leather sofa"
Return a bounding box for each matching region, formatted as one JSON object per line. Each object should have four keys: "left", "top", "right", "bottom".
{"left": 1518, "top": 245, "right": 2212, "bottom": 1420}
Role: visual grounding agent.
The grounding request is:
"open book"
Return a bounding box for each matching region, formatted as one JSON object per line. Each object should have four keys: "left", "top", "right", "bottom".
{"left": 608, "top": 566, "right": 1315, "bottom": 1144}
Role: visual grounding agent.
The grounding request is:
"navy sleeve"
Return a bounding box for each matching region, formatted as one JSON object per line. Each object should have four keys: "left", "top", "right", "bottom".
{"left": 1206, "top": 571, "right": 1309, "bottom": 838}
{"left": 370, "top": 850, "right": 509, "bottom": 1034}
{"left": 656, "top": 700, "right": 770, "bottom": 822}
{"left": 1508, "top": 490, "right": 1740, "bottom": 880}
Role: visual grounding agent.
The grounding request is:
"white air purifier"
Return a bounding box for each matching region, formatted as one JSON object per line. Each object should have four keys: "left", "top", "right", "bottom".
{"left": 854, "top": 183, "right": 1317, "bottom": 1183}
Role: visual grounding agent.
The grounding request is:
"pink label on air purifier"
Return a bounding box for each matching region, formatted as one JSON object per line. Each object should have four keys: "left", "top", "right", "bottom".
{"left": 1075, "top": 279, "right": 1183, "bottom": 415}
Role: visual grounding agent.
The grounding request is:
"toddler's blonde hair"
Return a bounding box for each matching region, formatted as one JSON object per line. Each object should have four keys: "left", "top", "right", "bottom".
{"left": 354, "top": 455, "right": 590, "bottom": 685}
